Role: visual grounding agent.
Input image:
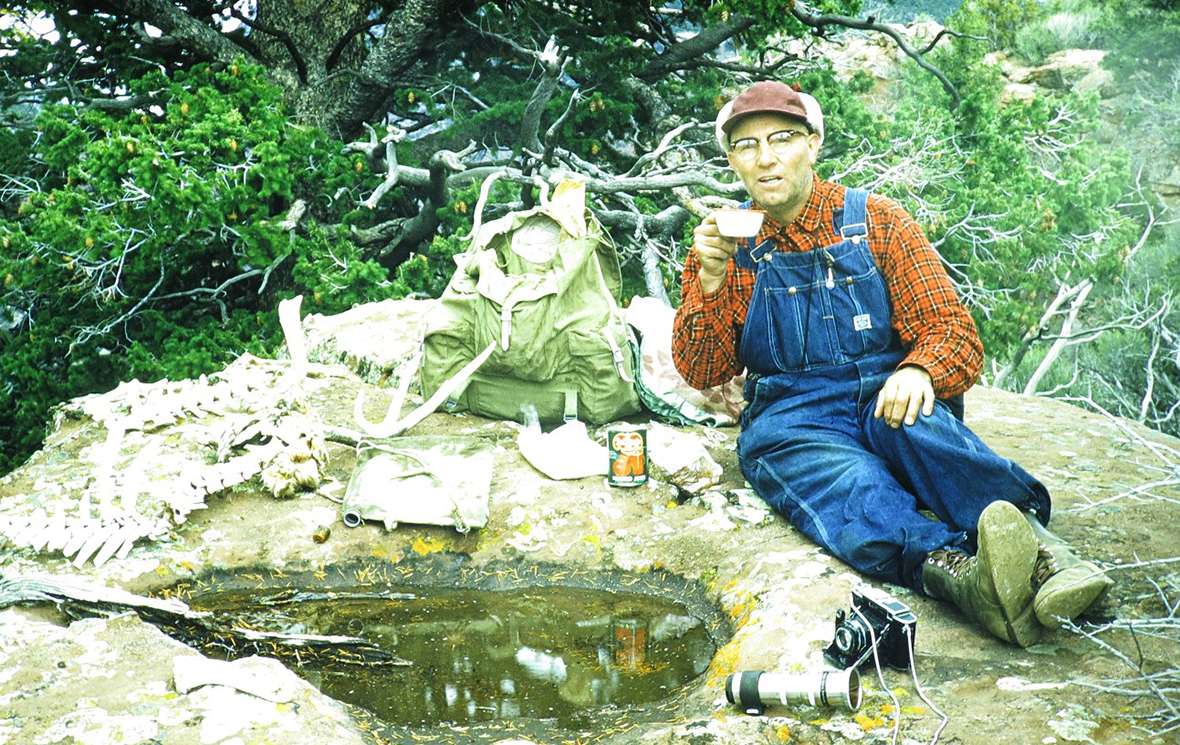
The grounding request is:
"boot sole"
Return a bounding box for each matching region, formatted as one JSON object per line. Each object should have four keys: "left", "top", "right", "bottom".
{"left": 977, "top": 501, "right": 1041, "bottom": 647}
{"left": 1035, "top": 566, "right": 1113, "bottom": 628}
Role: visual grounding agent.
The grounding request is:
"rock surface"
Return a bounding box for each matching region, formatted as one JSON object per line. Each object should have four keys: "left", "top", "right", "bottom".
{"left": 1, "top": 300, "right": 1178, "bottom": 745}
{"left": 0, "top": 609, "right": 366, "bottom": 745}
{"left": 983, "top": 48, "right": 1115, "bottom": 103}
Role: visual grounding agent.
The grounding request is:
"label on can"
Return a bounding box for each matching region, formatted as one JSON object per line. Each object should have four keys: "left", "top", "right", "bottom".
{"left": 613, "top": 617, "right": 648, "bottom": 669}
{"left": 608, "top": 425, "right": 648, "bottom": 487}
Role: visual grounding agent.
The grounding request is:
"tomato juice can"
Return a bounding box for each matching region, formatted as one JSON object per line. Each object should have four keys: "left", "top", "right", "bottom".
{"left": 607, "top": 424, "right": 648, "bottom": 488}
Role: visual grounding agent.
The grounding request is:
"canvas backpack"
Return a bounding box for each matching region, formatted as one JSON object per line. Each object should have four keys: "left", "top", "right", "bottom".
{"left": 419, "top": 180, "right": 642, "bottom": 425}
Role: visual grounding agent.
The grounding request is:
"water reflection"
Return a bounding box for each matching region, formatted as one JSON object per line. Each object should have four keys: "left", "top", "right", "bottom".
{"left": 192, "top": 585, "right": 715, "bottom": 728}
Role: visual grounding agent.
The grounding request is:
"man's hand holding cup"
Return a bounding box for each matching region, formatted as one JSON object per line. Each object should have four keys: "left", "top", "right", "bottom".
{"left": 694, "top": 209, "right": 764, "bottom": 295}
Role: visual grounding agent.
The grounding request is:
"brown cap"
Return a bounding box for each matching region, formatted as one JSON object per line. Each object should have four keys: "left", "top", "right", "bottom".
{"left": 719, "top": 81, "right": 815, "bottom": 137}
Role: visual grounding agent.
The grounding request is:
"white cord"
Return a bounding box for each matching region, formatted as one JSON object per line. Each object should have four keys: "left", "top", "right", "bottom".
{"left": 904, "top": 625, "right": 949, "bottom": 745}
{"left": 852, "top": 605, "right": 901, "bottom": 745}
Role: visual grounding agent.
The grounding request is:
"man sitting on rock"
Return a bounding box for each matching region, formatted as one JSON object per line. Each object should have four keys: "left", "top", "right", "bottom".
{"left": 671, "top": 80, "right": 1111, "bottom": 647}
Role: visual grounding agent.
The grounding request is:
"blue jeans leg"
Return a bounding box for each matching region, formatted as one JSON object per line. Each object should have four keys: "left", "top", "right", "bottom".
{"left": 860, "top": 397, "right": 1051, "bottom": 541}
{"left": 739, "top": 428, "right": 968, "bottom": 592}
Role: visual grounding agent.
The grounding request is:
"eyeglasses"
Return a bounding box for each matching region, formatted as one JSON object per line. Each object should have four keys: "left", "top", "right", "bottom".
{"left": 729, "top": 129, "right": 810, "bottom": 162}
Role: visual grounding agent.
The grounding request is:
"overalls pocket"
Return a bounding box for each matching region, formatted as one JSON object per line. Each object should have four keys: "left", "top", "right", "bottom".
{"left": 829, "top": 265, "right": 881, "bottom": 360}
{"left": 764, "top": 282, "right": 837, "bottom": 369}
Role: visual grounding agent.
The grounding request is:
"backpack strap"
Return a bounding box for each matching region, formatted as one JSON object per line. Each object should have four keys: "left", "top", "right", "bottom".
{"left": 606, "top": 318, "right": 635, "bottom": 383}
{"left": 356, "top": 341, "right": 496, "bottom": 438}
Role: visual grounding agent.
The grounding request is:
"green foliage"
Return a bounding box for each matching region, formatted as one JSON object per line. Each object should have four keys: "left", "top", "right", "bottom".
{"left": 1014, "top": 5, "right": 1100, "bottom": 64}
{"left": 698, "top": 0, "right": 865, "bottom": 41}
{"left": 2, "top": 0, "right": 1176, "bottom": 466}
{"left": 813, "top": 0, "right": 1141, "bottom": 364}
{"left": 1094, "top": 0, "right": 1180, "bottom": 66}
{"left": 0, "top": 61, "right": 394, "bottom": 471}
{"left": 965, "top": 0, "right": 1180, "bottom": 435}
{"left": 954, "top": 0, "right": 1041, "bottom": 48}
{"left": 1088, "top": 0, "right": 1180, "bottom": 159}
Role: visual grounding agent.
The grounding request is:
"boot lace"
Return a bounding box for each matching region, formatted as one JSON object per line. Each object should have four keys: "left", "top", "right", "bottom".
{"left": 1031, "top": 545, "right": 1058, "bottom": 588}
{"left": 928, "top": 549, "right": 974, "bottom": 577}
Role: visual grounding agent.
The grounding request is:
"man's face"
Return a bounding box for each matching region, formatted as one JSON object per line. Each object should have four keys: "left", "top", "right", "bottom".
{"left": 725, "top": 113, "right": 820, "bottom": 216}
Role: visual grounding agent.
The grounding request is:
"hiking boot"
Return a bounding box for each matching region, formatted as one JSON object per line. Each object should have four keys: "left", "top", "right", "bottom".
{"left": 1025, "top": 513, "right": 1113, "bottom": 629}
{"left": 922, "top": 501, "right": 1042, "bottom": 647}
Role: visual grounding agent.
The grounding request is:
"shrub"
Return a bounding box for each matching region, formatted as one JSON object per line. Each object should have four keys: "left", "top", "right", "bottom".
{"left": 0, "top": 62, "right": 393, "bottom": 472}
{"left": 1014, "top": 9, "right": 1101, "bottom": 63}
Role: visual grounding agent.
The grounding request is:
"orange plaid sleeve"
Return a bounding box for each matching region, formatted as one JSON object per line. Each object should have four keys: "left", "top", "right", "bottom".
{"left": 671, "top": 250, "right": 755, "bottom": 389}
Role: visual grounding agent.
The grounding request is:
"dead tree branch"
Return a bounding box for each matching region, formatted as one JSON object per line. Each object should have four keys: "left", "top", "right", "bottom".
{"left": 635, "top": 14, "right": 758, "bottom": 81}
{"left": 994, "top": 279, "right": 1087, "bottom": 389}
{"left": 0, "top": 573, "right": 410, "bottom": 667}
{"left": 789, "top": 3, "right": 965, "bottom": 107}
{"left": 519, "top": 38, "right": 569, "bottom": 154}
{"left": 1023, "top": 280, "right": 1094, "bottom": 394}
{"left": 542, "top": 89, "right": 581, "bottom": 167}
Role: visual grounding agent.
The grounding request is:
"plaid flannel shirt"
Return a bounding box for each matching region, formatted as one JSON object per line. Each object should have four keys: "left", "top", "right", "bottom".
{"left": 671, "top": 177, "right": 983, "bottom": 398}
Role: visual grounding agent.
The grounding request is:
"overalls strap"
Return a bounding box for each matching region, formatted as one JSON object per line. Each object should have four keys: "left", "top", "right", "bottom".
{"left": 832, "top": 188, "right": 966, "bottom": 421}
{"left": 834, "top": 188, "right": 868, "bottom": 244}
{"left": 733, "top": 200, "right": 772, "bottom": 269}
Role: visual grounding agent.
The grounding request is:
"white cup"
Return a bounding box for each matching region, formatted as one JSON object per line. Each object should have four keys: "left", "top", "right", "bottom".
{"left": 714, "top": 208, "right": 765, "bottom": 238}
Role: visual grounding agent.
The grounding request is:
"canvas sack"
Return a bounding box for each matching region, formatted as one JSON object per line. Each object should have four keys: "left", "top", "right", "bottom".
{"left": 420, "top": 180, "right": 641, "bottom": 424}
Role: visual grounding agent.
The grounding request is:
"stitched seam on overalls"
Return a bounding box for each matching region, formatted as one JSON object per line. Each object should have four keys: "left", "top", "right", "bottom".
{"left": 754, "top": 456, "right": 833, "bottom": 547}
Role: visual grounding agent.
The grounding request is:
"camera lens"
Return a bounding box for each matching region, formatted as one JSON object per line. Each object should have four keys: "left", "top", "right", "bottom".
{"left": 725, "top": 669, "right": 862, "bottom": 713}
{"left": 834, "top": 626, "right": 854, "bottom": 652}
{"left": 834, "top": 619, "right": 868, "bottom": 654}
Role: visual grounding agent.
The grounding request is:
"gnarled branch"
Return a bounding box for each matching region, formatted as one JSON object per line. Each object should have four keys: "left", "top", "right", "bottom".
{"left": 335, "top": 0, "right": 450, "bottom": 138}
{"left": 326, "top": 12, "right": 389, "bottom": 72}
{"left": 790, "top": 4, "right": 964, "bottom": 107}
{"left": 104, "top": 0, "right": 251, "bottom": 66}
{"left": 636, "top": 14, "right": 758, "bottom": 82}
{"left": 229, "top": 8, "right": 307, "bottom": 83}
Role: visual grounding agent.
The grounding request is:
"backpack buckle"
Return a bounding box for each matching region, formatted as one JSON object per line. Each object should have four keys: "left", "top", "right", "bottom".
{"left": 563, "top": 390, "right": 578, "bottom": 422}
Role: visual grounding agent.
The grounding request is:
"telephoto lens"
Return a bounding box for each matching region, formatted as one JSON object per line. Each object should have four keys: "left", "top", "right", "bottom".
{"left": 724, "top": 668, "right": 862, "bottom": 715}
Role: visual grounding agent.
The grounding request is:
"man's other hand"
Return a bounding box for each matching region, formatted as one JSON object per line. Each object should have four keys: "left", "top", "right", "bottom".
{"left": 874, "top": 365, "right": 935, "bottom": 428}
{"left": 693, "top": 214, "right": 739, "bottom": 295}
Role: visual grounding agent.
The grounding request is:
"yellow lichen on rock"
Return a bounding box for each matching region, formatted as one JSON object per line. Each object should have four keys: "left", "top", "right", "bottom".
{"left": 411, "top": 535, "right": 446, "bottom": 556}
{"left": 854, "top": 712, "right": 887, "bottom": 731}
{"left": 705, "top": 639, "right": 742, "bottom": 687}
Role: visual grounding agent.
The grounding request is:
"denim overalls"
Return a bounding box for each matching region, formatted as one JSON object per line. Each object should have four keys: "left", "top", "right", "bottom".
{"left": 735, "top": 188, "right": 1049, "bottom": 593}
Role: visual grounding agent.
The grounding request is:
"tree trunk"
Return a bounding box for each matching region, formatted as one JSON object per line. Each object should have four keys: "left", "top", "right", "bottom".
{"left": 251, "top": 0, "right": 370, "bottom": 136}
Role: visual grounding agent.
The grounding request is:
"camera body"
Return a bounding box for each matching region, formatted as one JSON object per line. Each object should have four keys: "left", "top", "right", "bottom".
{"left": 823, "top": 584, "right": 917, "bottom": 671}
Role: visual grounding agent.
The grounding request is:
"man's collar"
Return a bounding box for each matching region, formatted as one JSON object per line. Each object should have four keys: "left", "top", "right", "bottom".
{"left": 758, "top": 174, "right": 828, "bottom": 239}
{"left": 798, "top": 173, "right": 829, "bottom": 232}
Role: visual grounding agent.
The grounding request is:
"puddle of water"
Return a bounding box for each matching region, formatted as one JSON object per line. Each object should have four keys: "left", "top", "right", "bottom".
{"left": 188, "top": 584, "right": 716, "bottom": 728}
